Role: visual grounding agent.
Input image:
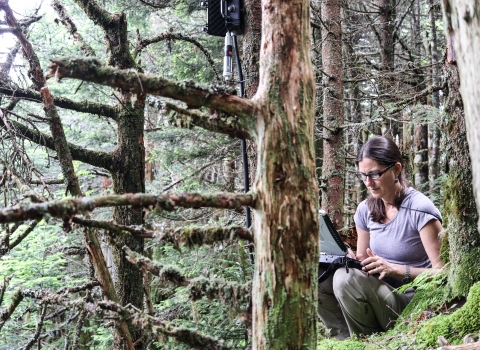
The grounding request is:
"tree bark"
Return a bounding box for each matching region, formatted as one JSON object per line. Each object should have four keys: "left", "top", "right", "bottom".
{"left": 414, "top": 124, "right": 429, "bottom": 190}
{"left": 251, "top": 0, "right": 318, "bottom": 348}
{"left": 320, "top": 0, "right": 345, "bottom": 227}
{"left": 443, "top": 0, "right": 480, "bottom": 295}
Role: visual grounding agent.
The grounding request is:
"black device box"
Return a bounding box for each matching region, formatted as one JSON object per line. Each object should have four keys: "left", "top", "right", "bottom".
{"left": 201, "top": 0, "right": 244, "bottom": 37}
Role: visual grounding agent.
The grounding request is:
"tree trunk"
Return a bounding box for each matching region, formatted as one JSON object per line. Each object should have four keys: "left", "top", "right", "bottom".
{"left": 378, "top": 0, "right": 395, "bottom": 95}
{"left": 320, "top": 0, "right": 345, "bottom": 227}
{"left": 414, "top": 124, "right": 429, "bottom": 190}
{"left": 443, "top": 0, "right": 480, "bottom": 295}
{"left": 428, "top": 0, "right": 441, "bottom": 196}
{"left": 111, "top": 104, "right": 146, "bottom": 348}
{"left": 251, "top": 0, "right": 318, "bottom": 348}
{"left": 440, "top": 35, "right": 480, "bottom": 296}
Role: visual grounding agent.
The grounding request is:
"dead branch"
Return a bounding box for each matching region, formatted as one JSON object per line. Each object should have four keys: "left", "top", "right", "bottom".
{"left": 0, "top": 1, "right": 82, "bottom": 197}
{"left": 135, "top": 32, "right": 220, "bottom": 82}
{"left": 0, "top": 112, "right": 114, "bottom": 170}
{"left": 8, "top": 220, "right": 38, "bottom": 252}
{"left": 150, "top": 225, "right": 253, "bottom": 247}
{"left": 47, "top": 57, "right": 256, "bottom": 121}
{"left": 137, "top": 0, "right": 172, "bottom": 9}
{"left": 30, "top": 178, "right": 64, "bottom": 185}
{"left": 381, "top": 83, "right": 446, "bottom": 116}
{"left": 97, "top": 300, "right": 233, "bottom": 350}
{"left": 123, "top": 246, "right": 189, "bottom": 286}
{"left": 188, "top": 277, "right": 252, "bottom": 307}
{"left": 22, "top": 303, "right": 48, "bottom": 350}
{"left": 0, "top": 86, "right": 118, "bottom": 120}
{"left": 72, "top": 308, "right": 88, "bottom": 349}
{"left": 71, "top": 216, "right": 252, "bottom": 246}
{"left": 21, "top": 281, "right": 100, "bottom": 305}
{"left": 0, "top": 192, "right": 255, "bottom": 224}
{"left": 124, "top": 246, "right": 251, "bottom": 307}
{"left": 70, "top": 0, "right": 137, "bottom": 69}
{"left": 52, "top": 0, "right": 96, "bottom": 57}
{"left": 0, "top": 275, "right": 13, "bottom": 306}
{"left": 0, "top": 289, "right": 23, "bottom": 332}
{"left": 163, "top": 101, "right": 253, "bottom": 140}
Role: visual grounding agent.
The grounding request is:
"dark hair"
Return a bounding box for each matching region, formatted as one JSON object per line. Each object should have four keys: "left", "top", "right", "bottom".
{"left": 355, "top": 136, "right": 409, "bottom": 223}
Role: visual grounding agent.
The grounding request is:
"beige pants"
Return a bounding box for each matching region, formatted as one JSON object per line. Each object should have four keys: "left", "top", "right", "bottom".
{"left": 318, "top": 266, "right": 415, "bottom": 340}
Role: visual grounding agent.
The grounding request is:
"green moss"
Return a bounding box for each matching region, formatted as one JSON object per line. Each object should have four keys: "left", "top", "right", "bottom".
{"left": 449, "top": 246, "right": 480, "bottom": 298}
{"left": 317, "top": 338, "right": 377, "bottom": 350}
{"left": 414, "top": 281, "right": 480, "bottom": 348}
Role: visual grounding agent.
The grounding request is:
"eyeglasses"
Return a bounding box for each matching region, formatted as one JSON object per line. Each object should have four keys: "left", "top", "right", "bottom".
{"left": 355, "top": 163, "right": 395, "bottom": 181}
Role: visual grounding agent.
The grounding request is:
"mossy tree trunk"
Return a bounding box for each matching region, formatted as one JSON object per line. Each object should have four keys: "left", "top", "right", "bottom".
{"left": 440, "top": 36, "right": 480, "bottom": 296}
{"left": 69, "top": 1, "right": 146, "bottom": 347}
{"left": 251, "top": 0, "right": 318, "bottom": 348}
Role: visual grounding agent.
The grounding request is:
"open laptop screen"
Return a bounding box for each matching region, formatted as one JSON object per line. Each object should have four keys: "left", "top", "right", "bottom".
{"left": 319, "top": 210, "right": 347, "bottom": 263}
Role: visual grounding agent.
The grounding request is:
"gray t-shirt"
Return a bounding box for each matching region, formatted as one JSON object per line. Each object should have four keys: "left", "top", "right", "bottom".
{"left": 354, "top": 188, "right": 442, "bottom": 268}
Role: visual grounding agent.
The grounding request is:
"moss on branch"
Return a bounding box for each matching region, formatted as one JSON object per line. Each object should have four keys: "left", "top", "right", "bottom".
{"left": 188, "top": 277, "right": 251, "bottom": 306}
{"left": 0, "top": 192, "right": 255, "bottom": 224}
{"left": 71, "top": 217, "right": 253, "bottom": 247}
{"left": 164, "top": 101, "right": 253, "bottom": 140}
{"left": 156, "top": 225, "right": 253, "bottom": 248}
{"left": 124, "top": 246, "right": 251, "bottom": 307}
{"left": 97, "top": 301, "right": 232, "bottom": 350}
{"left": 47, "top": 57, "right": 256, "bottom": 120}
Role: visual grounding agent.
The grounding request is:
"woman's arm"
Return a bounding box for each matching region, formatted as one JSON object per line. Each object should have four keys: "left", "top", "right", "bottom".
{"left": 361, "top": 219, "right": 444, "bottom": 281}
{"left": 419, "top": 219, "right": 444, "bottom": 270}
{"left": 354, "top": 226, "right": 370, "bottom": 261}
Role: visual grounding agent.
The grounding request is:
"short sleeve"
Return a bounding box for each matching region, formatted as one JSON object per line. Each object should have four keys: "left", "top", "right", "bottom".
{"left": 408, "top": 192, "right": 442, "bottom": 232}
{"left": 354, "top": 200, "right": 369, "bottom": 232}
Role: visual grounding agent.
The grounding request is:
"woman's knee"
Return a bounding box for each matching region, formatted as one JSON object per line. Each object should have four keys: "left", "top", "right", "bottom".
{"left": 332, "top": 268, "right": 367, "bottom": 297}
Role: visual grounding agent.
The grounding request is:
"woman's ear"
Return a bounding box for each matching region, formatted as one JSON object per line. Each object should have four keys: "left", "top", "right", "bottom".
{"left": 394, "top": 162, "right": 402, "bottom": 178}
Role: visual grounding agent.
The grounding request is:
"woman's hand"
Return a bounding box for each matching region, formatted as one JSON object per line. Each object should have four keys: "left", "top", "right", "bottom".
{"left": 361, "top": 248, "right": 395, "bottom": 280}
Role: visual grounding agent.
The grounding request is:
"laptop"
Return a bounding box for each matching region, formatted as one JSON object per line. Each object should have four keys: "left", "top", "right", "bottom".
{"left": 319, "top": 210, "right": 348, "bottom": 265}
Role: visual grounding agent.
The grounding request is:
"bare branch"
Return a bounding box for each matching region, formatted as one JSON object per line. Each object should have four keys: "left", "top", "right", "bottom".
{"left": 135, "top": 32, "right": 220, "bottom": 82}
{"left": 0, "top": 2, "right": 83, "bottom": 196}
{"left": 0, "top": 111, "right": 114, "bottom": 170}
{"left": 70, "top": 0, "right": 136, "bottom": 69}
{"left": 136, "top": 0, "right": 172, "bottom": 9}
{"left": 381, "top": 84, "right": 446, "bottom": 116}
{"left": 0, "top": 86, "right": 118, "bottom": 120}
{"left": 21, "top": 281, "right": 100, "bottom": 304}
{"left": 124, "top": 246, "right": 189, "bottom": 286}
{"left": 22, "top": 303, "right": 48, "bottom": 350}
{"left": 30, "top": 178, "right": 65, "bottom": 185}
{"left": 0, "top": 192, "right": 255, "bottom": 224}
{"left": 52, "top": 0, "right": 96, "bottom": 57}
{"left": 47, "top": 57, "right": 256, "bottom": 121}
{"left": 0, "top": 27, "right": 15, "bottom": 35}
{"left": 0, "top": 275, "right": 13, "bottom": 306}
{"left": 8, "top": 220, "right": 38, "bottom": 252}
{"left": 71, "top": 217, "right": 253, "bottom": 247}
{"left": 0, "top": 289, "right": 23, "bottom": 332}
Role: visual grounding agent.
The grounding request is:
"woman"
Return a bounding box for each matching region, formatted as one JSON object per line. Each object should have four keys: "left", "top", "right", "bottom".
{"left": 318, "top": 135, "right": 444, "bottom": 339}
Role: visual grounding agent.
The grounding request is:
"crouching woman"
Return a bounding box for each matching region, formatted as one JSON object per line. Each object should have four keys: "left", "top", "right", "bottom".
{"left": 318, "top": 136, "right": 444, "bottom": 339}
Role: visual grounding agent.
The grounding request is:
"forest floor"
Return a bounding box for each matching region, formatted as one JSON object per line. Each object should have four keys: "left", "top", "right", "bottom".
{"left": 317, "top": 272, "right": 480, "bottom": 349}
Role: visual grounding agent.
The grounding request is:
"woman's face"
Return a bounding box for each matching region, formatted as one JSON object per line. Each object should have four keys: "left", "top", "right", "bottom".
{"left": 357, "top": 158, "right": 400, "bottom": 201}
